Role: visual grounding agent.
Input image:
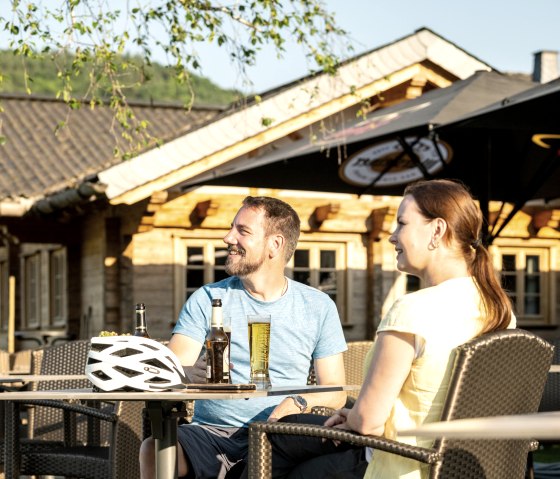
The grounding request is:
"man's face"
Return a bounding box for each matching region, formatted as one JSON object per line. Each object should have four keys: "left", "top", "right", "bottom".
{"left": 223, "top": 206, "right": 268, "bottom": 277}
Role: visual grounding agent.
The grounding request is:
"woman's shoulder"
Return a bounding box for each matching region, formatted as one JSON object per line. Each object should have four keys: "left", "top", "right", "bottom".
{"left": 400, "top": 277, "right": 477, "bottom": 304}
{"left": 381, "top": 277, "right": 479, "bottom": 329}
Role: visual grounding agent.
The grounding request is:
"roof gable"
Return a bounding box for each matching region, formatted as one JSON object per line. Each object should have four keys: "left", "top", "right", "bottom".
{"left": 97, "top": 27, "right": 494, "bottom": 205}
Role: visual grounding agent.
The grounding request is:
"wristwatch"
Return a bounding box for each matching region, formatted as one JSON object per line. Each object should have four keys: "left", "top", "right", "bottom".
{"left": 289, "top": 395, "right": 308, "bottom": 413}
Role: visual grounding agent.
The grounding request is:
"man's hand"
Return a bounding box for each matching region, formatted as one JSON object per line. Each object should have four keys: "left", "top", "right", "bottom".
{"left": 267, "top": 397, "right": 303, "bottom": 422}
{"left": 182, "top": 355, "right": 207, "bottom": 383}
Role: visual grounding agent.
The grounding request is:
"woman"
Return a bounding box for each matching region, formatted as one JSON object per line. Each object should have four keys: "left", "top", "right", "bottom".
{"left": 264, "top": 179, "right": 516, "bottom": 479}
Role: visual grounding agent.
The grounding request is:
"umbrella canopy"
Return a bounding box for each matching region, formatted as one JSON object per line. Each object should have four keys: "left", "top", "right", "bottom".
{"left": 433, "top": 77, "right": 560, "bottom": 240}
{"left": 190, "top": 71, "right": 536, "bottom": 201}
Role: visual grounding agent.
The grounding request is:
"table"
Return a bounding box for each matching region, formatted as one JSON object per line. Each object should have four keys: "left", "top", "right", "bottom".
{"left": 0, "top": 384, "right": 358, "bottom": 479}
{"left": 399, "top": 411, "right": 560, "bottom": 440}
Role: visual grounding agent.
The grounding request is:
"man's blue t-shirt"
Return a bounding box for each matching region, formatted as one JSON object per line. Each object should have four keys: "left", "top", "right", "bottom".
{"left": 172, "top": 276, "right": 347, "bottom": 427}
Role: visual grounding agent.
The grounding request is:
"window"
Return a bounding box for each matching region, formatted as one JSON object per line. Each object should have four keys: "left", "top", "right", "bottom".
{"left": 50, "top": 249, "right": 67, "bottom": 326}
{"left": 286, "top": 242, "right": 347, "bottom": 322}
{"left": 497, "top": 247, "right": 551, "bottom": 325}
{"left": 174, "top": 238, "right": 230, "bottom": 317}
{"left": 24, "top": 252, "right": 41, "bottom": 329}
{"left": 20, "top": 244, "right": 67, "bottom": 329}
{"left": 184, "top": 244, "right": 228, "bottom": 300}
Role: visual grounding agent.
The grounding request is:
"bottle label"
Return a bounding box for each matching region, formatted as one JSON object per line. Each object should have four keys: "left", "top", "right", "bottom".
{"left": 223, "top": 344, "right": 230, "bottom": 382}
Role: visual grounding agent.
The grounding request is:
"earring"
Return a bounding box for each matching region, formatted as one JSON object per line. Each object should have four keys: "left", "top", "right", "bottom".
{"left": 429, "top": 238, "right": 439, "bottom": 250}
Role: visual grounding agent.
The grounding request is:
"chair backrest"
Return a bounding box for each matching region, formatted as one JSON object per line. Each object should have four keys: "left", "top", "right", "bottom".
{"left": 0, "top": 348, "right": 10, "bottom": 374}
{"left": 343, "top": 341, "right": 373, "bottom": 400}
{"left": 28, "top": 339, "right": 94, "bottom": 442}
{"left": 431, "top": 329, "right": 554, "bottom": 479}
{"left": 539, "top": 337, "right": 559, "bottom": 413}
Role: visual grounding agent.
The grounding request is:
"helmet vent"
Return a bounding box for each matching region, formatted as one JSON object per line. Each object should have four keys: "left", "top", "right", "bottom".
{"left": 112, "top": 347, "right": 142, "bottom": 358}
{"left": 114, "top": 365, "right": 142, "bottom": 378}
{"left": 91, "top": 343, "right": 112, "bottom": 352}
{"left": 91, "top": 370, "right": 111, "bottom": 381}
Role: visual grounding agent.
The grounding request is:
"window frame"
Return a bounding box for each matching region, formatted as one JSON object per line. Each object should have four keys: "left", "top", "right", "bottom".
{"left": 20, "top": 244, "right": 67, "bottom": 330}
{"left": 173, "top": 237, "right": 230, "bottom": 320}
{"left": 285, "top": 241, "right": 348, "bottom": 323}
{"left": 492, "top": 245, "right": 553, "bottom": 326}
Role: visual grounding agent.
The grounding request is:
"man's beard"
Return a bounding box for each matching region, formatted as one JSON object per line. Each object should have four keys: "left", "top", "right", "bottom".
{"left": 225, "top": 247, "right": 266, "bottom": 277}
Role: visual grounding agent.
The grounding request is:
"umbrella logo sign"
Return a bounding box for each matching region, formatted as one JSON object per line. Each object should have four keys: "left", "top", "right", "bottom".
{"left": 339, "top": 137, "right": 453, "bottom": 187}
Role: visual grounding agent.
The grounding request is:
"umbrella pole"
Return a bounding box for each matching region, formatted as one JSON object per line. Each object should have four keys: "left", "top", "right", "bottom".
{"left": 480, "top": 135, "right": 492, "bottom": 246}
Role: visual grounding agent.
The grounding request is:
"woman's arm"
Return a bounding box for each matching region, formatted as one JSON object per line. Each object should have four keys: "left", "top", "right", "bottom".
{"left": 344, "top": 331, "right": 415, "bottom": 436}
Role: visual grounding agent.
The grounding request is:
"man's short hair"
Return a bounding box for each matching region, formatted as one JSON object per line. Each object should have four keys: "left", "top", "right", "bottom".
{"left": 242, "top": 196, "right": 301, "bottom": 262}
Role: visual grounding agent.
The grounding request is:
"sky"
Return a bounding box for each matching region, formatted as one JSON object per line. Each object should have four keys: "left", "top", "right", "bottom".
{"left": 191, "top": 0, "right": 560, "bottom": 94}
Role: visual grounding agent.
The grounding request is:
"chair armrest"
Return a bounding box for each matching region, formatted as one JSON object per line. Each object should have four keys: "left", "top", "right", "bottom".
{"left": 248, "top": 421, "right": 442, "bottom": 478}
{"left": 21, "top": 399, "right": 117, "bottom": 422}
{"left": 310, "top": 406, "right": 335, "bottom": 416}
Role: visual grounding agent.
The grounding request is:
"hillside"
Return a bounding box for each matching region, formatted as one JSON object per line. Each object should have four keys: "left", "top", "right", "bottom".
{"left": 0, "top": 50, "right": 241, "bottom": 107}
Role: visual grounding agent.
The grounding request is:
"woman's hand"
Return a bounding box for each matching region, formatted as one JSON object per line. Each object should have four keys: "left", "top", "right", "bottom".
{"left": 323, "top": 408, "right": 353, "bottom": 445}
{"left": 323, "top": 407, "right": 350, "bottom": 427}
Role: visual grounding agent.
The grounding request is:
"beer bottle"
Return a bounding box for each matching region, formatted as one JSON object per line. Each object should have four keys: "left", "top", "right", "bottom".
{"left": 205, "top": 299, "right": 229, "bottom": 383}
{"left": 134, "top": 303, "right": 150, "bottom": 338}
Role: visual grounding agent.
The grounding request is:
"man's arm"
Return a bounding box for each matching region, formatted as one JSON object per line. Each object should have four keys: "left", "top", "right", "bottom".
{"left": 268, "top": 352, "right": 347, "bottom": 421}
{"left": 168, "top": 333, "right": 204, "bottom": 366}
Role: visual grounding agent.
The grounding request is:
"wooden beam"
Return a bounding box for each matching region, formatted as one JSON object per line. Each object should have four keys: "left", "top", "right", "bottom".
{"left": 189, "top": 200, "right": 219, "bottom": 227}
{"left": 310, "top": 203, "right": 340, "bottom": 229}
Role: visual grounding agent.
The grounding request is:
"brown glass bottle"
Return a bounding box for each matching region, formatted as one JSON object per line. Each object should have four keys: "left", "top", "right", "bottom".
{"left": 205, "top": 299, "right": 229, "bottom": 383}
{"left": 134, "top": 303, "right": 150, "bottom": 338}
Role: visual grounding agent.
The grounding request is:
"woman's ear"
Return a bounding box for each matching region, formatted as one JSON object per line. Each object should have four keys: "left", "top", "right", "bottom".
{"left": 432, "top": 217, "right": 448, "bottom": 244}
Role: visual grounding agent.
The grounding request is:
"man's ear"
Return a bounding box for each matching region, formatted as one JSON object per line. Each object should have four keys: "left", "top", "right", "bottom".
{"left": 268, "top": 234, "right": 285, "bottom": 259}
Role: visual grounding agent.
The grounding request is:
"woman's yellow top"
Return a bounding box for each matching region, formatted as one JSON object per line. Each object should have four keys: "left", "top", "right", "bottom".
{"left": 363, "top": 277, "right": 516, "bottom": 479}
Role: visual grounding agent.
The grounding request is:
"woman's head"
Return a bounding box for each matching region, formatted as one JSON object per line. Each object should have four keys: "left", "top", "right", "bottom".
{"left": 396, "top": 179, "right": 512, "bottom": 333}
{"left": 402, "top": 179, "right": 482, "bottom": 270}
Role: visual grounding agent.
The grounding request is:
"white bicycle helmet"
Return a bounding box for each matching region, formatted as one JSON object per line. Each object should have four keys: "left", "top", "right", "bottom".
{"left": 86, "top": 336, "right": 186, "bottom": 391}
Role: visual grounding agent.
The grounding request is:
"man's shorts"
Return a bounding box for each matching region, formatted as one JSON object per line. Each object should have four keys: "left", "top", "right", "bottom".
{"left": 177, "top": 423, "right": 248, "bottom": 479}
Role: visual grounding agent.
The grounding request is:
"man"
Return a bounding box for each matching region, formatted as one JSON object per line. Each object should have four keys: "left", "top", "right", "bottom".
{"left": 140, "top": 196, "right": 347, "bottom": 479}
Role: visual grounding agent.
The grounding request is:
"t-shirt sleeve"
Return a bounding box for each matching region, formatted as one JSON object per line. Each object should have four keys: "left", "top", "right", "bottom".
{"left": 376, "top": 296, "right": 427, "bottom": 341}
{"left": 312, "top": 296, "right": 348, "bottom": 359}
{"left": 172, "top": 287, "right": 211, "bottom": 344}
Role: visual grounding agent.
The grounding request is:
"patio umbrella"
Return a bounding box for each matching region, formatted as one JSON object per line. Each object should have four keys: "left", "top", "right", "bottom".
{"left": 190, "top": 71, "right": 534, "bottom": 197}
{"left": 433, "top": 77, "right": 560, "bottom": 241}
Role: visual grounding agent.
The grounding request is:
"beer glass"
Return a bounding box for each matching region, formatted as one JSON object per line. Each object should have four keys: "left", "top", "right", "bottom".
{"left": 247, "top": 314, "right": 271, "bottom": 389}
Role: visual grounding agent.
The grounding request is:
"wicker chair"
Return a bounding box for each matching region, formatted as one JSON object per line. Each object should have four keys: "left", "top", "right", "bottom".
{"left": 538, "top": 338, "right": 560, "bottom": 413}
{"left": 3, "top": 340, "right": 144, "bottom": 479}
{"left": 343, "top": 341, "right": 372, "bottom": 401}
{"left": 248, "top": 329, "right": 554, "bottom": 479}
{"left": 527, "top": 337, "right": 560, "bottom": 477}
